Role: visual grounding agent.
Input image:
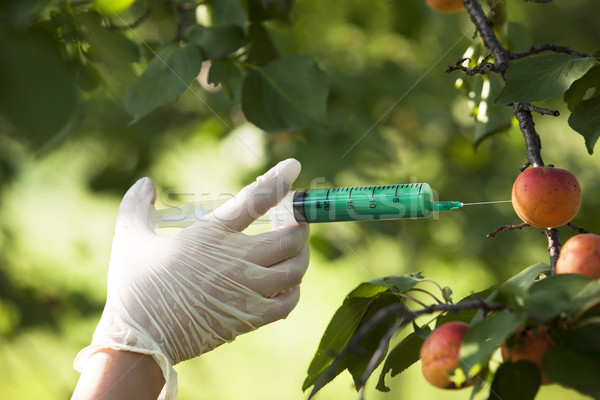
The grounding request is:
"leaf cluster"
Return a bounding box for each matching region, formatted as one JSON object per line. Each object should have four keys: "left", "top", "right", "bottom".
{"left": 0, "top": 0, "right": 330, "bottom": 145}
{"left": 305, "top": 264, "right": 600, "bottom": 399}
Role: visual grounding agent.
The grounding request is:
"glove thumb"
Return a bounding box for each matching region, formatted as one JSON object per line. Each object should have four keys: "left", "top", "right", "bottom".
{"left": 115, "top": 177, "right": 157, "bottom": 234}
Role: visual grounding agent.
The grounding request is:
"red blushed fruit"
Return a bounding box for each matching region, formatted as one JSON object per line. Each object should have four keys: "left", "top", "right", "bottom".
{"left": 420, "top": 321, "right": 471, "bottom": 389}
{"left": 511, "top": 167, "right": 581, "bottom": 228}
{"left": 425, "top": 0, "right": 465, "bottom": 13}
{"left": 501, "top": 326, "right": 554, "bottom": 385}
{"left": 556, "top": 233, "right": 600, "bottom": 279}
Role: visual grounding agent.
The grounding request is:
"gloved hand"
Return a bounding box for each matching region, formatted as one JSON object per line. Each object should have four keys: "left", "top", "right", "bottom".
{"left": 74, "top": 159, "right": 310, "bottom": 399}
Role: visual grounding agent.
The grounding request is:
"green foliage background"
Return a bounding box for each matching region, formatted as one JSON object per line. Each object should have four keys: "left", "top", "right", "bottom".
{"left": 0, "top": 0, "right": 599, "bottom": 399}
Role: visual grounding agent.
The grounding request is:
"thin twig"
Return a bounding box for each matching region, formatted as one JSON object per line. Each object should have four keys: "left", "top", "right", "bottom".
{"left": 408, "top": 288, "right": 445, "bottom": 305}
{"left": 421, "top": 278, "right": 452, "bottom": 303}
{"left": 510, "top": 43, "right": 590, "bottom": 60}
{"left": 567, "top": 223, "right": 590, "bottom": 234}
{"left": 487, "top": 222, "right": 530, "bottom": 238}
{"left": 509, "top": 103, "right": 560, "bottom": 117}
{"left": 447, "top": 53, "right": 499, "bottom": 76}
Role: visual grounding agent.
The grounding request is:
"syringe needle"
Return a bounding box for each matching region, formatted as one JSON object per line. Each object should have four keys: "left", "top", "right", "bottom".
{"left": 461, "top": 200, "right": 512, "bottom": 206}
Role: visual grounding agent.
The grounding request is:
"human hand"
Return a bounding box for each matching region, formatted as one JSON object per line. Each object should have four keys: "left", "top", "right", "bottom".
{"left": 74, "top": 159, "right": 310, "bottom": 399}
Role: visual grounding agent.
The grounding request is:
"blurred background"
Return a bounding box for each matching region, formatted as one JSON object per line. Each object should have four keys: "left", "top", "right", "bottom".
{"left": 0, "top": 0, "right": 599, "bottom": 399}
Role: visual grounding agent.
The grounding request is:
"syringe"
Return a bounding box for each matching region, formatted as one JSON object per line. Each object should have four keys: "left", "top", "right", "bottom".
{"left": 151, "top": 183, "right": 510, "bottom": 229}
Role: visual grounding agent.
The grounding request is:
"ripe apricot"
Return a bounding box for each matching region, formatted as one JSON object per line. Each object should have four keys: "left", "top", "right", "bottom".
{"left": 556, "top": 233, "right": 600, "bottom": 279}
{"left": 511, "top": 167, "right": 581, "bottom": 228}
{"left": 425, "top": 0, "right": 465, "bottom": 13}
{"left": 501, "top": 326, "right": 553, "bottom": 385}
{"left": 420, "top": 321, "right": 471, "bottom": 389}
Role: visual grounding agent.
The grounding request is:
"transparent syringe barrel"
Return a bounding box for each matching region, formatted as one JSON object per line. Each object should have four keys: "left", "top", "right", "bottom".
{"left": 291, "top": 183, "right": 434, "bottom": 223}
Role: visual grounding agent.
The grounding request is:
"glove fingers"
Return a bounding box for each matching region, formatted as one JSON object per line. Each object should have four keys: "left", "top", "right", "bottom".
{"left": 243, "top": 223, "right": 309, "bottom": 267}
{"left": 262, "top": 285, "right": 302, "bottom": 324}
{"left": 116, "top": 177, "right": 157, "bottom": 234}
{"left": 248, "top": 244, "right": 309, "bottom": 298}
{"left": 210, "top": 158, "right": 301, "bottom": 232}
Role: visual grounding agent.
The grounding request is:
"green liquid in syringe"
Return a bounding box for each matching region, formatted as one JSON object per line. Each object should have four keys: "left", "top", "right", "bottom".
{"left": 151, "top": 183, "right": 475, "bottom": 229}
{"left": 291, "top": 183, "right": 462, "bottom": 223}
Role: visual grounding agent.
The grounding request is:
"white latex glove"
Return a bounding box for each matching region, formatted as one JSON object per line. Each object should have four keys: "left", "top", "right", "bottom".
{"left": 74, "top": 159, "right": 310, "bottom": 399}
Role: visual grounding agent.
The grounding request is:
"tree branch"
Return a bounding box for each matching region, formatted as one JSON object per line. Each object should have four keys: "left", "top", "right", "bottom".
{"left": 462, "top": 0, "right": 511, "bottom": 74}
{"left": 545, "top": 228, "right": 561, "bottom": 274}
{"left": 509, "top": 102, "right": 560, "bottom": 117}
{"left": 513, "top": 103, "right": 544, "bottom": 167}
{"left": 567, "top": 222, "right": 589, "bottom": 234}
{"left": 461, "top": 0, "right": 571, "bottom": 271}
{"left": 510, "top": 43, "right": 590, "bottom": 60}
{"left": 487, "top": 222, "right": 530, "bottom": 238}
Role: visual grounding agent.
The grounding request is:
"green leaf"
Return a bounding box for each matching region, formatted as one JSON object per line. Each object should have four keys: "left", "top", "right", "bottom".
{"left": 492, "top": 283, "right": 529, "bottom": 313}
{"left": 302, "top": 297, "right": 377, "bottom": 391}
{"left": 208, "top": 59, "right": 246, "bottom": 99}
{"left": 303, "top": 274, "right": 422, "bottom": 394}
{"left": 376, "top": 331, "right": 424, "bottom": 392}
{"left": 212, "top": 0, "right": 247, "bottom": 29}
{"left": 527, "top": 274, "right": 600, "bottom": 322}
{"left": 468, "top": 264, "right": 549, "bottom": 323}
{"left": 75, "top": 62, "right": 102, "bottom": 92}
{"left": 554, "top": 325, "right": 600, "bottom": 355}
{"left": 246, "top": 22, "right": 280, "bottom": 66}
{"left": 442, "top": 286, "right": 453, "bottom": 303}
{"left": 542, "top": 347, "right": 600, "bottom": 398}
{"left": 241, "top": 55, "right": 329, "bottom": 132}
{"left": 123, "top": 43, "right": 203, "bottom": 122}
{"left": 488, "top": 361, "right": 540, "bottom": 400}
{"left": 495, "top": 54, "right": 596, "bottom": 104}
{"left": 248, "top": 0, "right": 294, "bottom": 23}
{"left": 346, "top": 295, "right": 402, "bottom": 390}
{"left": 460, "top": 311, "right": 525, "bottom": 377}
{"left": 184, "top": 25, "right": 245, "bottom": 60}
{"left": 377, "top": 273, "right": 426, "bottom": 293}
{"left": 304, "top": 297, "right": 403, "bottom": 397}
{"left": 412, "top": 320, "right": 432, "bottom": 340}
{"left": 77, "top": 12, "right": 140, "bottom": 74}
{"left": 568, "top": 95, "right": 600, "bottom": 155}
{"left": 564, "top": 64, "right": 600, "bottom": 111}
{"left": 0, "top": 27, "right": 79, "bottom": 143}
{"left": 500, "top": 263, "right": 550, "bottom": 290}
{"left": 473, "top": 73, "right": 514, "bottom": 147}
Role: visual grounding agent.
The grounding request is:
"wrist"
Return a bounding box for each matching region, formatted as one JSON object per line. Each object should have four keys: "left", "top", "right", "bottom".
{"left": 72, "top": 348, "right": 165, "bottom": 400}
